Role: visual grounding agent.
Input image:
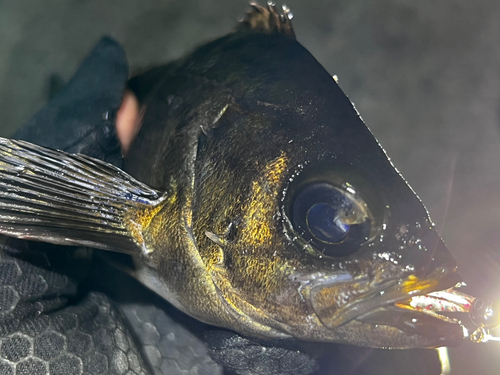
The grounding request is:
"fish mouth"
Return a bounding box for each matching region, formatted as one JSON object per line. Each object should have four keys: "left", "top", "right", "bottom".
{"left": 356, "top": 296, "right": 466, "bottom": 347}
{"left": 311, "top": 267, "right": 466, "bottom": 347}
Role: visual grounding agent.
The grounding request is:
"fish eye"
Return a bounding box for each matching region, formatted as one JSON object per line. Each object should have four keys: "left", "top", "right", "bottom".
{"left": 290, "top": 182, "right": 373, "bottom": 257}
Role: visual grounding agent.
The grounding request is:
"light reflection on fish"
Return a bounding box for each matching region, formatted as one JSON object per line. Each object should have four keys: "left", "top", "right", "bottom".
{"left": 0, "top": 3, "right": 496, "bottom": 349}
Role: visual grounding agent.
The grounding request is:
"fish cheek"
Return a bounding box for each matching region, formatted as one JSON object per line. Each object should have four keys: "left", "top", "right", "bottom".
{"left": 194, "top": 126, "right": 314, "bottom": 331}
{"left": 209, "top": 243, "right": 306, "bottom": 335}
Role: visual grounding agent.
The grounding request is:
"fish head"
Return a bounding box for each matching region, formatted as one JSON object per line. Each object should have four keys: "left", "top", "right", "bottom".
{"left": 188, "top": 31, "right": 463, "bottom": 348}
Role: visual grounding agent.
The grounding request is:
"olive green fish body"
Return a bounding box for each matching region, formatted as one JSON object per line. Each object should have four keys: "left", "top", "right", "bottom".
{"left": 0, "top": 4, "right": 466, "bottom": 348}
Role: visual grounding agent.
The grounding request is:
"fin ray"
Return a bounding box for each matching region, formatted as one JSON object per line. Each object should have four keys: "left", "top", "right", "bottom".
{"left": 0, "top": 138, "right": 163, "bottom": 254}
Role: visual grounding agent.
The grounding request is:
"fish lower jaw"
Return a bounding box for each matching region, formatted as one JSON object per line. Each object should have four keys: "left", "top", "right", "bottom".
{"left": 356, "top": 287, "right": 476, "bottom": 347}
{"left": 393, "top": 287, "right": 497, "bottom": 344}
{"left": 359, "top": 307, "right": 464, "bottom": 347}
{"left": 324, "top": 270, "right": 468, "bottom": 347}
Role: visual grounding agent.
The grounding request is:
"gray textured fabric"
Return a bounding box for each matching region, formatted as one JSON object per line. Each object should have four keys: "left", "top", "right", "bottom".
{"left": 121, "top": 303, "right": 221, "bottom": 375}
{"left": 205, "top": 331, "right": 317, "bottom": 375}
{"left": 0, "top": 241, "right": 149, "bottom": 375}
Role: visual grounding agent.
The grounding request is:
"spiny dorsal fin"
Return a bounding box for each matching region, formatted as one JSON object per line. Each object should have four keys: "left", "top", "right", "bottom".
{"left": 237, "top": 2, "right": 295, "bottom": 39}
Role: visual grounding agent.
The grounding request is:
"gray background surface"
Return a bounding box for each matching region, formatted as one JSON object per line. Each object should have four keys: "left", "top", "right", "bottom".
{"left": 1, "top": 0, "right": 500, "bottom": 374}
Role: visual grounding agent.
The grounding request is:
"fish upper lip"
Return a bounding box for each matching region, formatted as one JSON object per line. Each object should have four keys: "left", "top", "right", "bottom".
{"left": 311, "top": 266, "right": 464, "bottom": 345}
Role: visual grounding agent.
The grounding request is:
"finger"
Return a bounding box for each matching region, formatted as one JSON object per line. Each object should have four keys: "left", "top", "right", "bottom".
{"left": 116, "top": 89, "right": 141, "bottom": 155}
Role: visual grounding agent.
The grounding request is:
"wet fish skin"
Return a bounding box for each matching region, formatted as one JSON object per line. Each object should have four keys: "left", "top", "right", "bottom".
{"left": 0, "top": 4, "right": 463, "bottom": 348}
{"left": 122, "top": 5, "right": 462, "bottom": 347}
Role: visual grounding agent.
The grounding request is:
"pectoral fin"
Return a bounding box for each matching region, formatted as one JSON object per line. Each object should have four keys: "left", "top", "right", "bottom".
{"left": 0, "top": 137, "right": 165, "bottom": 254}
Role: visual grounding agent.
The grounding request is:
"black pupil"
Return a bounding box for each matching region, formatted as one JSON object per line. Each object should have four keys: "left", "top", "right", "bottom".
{"left": 290, "top": 182, "right": 370, "bottom": 257}
{"left": 307, "top": 203, "right": 349, "bottom": 243}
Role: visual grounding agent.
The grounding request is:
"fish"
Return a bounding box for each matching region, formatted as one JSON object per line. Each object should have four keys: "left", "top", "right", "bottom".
{"left": 0, "top": 3, "right": 481, "bottom": 349}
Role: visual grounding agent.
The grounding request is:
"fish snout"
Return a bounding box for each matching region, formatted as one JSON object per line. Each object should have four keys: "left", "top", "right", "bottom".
{"left": 404, "top": 229, "right": 458, "bottom": 279}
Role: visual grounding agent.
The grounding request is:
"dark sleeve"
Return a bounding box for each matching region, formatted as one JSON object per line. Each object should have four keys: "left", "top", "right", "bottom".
{"left": 13, "top": 37, "right": 127, "bottom": 167}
